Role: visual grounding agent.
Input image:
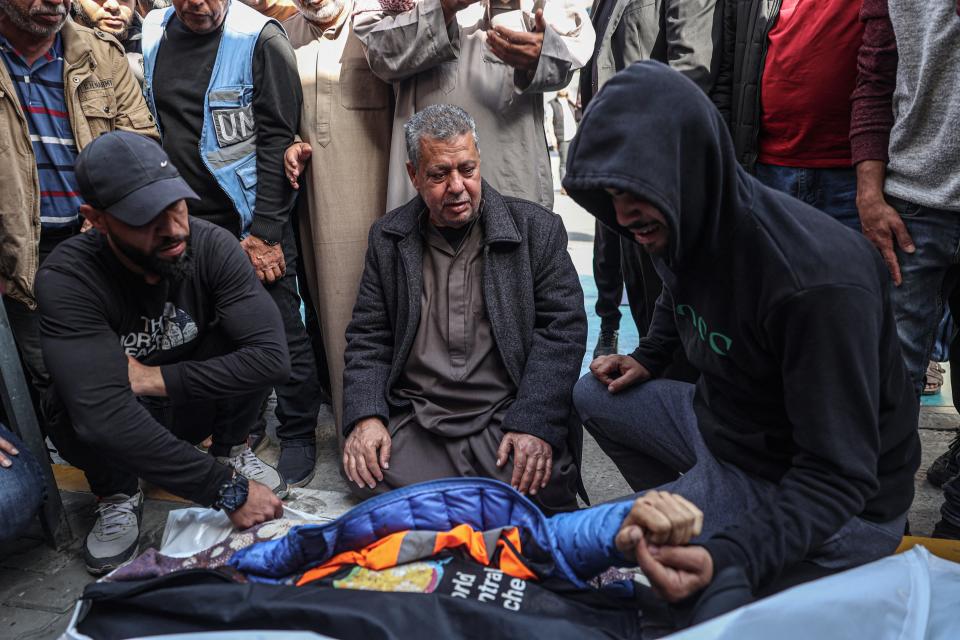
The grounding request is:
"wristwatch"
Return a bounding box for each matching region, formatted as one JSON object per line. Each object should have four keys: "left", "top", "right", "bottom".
{"left": 255, "top": 234, "right": 280, "bottom": 247}
{"left": 213, "top": 472, "right": 249, "bottom": 513}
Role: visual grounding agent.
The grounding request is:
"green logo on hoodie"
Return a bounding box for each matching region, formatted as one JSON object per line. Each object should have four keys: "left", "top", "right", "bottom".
{"left": 676, "top": 304, "right": 732, "bottom": 356}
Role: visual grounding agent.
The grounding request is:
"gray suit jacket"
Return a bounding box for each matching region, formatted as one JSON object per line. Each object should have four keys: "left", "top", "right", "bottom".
{"left": 584, "top": 0, "right": 722, "bottom": 103}
{"left": 342, "top": 180, "right": 587, "bottom": 452}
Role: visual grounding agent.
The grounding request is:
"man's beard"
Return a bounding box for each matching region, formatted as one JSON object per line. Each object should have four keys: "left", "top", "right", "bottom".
{"left": 112, "top": 233, "right": 194, "bottom": 282}
{"left": 71, "top": 6, "right": 129, "bottom": 40}
{"left": 296, "top": 0, "right": 346, "bottom": 25}
{"left": 0, "top": 0, "right": 67, "bottom": 36}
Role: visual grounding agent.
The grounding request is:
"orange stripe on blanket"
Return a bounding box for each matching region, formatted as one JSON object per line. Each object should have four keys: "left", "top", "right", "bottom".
{"left": 497, "top": 528, "right": 537, "bottom": 581}
{"left": 297, "top": 525, "right": 538, "bottom": 586}
{"left": 297, "top": 531, "right": 407, "bottom": 585}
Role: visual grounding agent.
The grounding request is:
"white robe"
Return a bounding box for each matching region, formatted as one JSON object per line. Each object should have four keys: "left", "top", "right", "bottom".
{"left": 353, "top": 0, "right": 595, "bottom": 210}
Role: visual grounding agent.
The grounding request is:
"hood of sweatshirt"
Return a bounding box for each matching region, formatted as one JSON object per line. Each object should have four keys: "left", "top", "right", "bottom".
{"left": 562, "top": 61, "right": 752, "bottom": 273}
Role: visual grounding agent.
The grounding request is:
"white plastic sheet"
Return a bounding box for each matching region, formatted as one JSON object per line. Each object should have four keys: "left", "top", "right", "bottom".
{"left": 666, "top": 547, "right": 960, "bottom": 640}
{"left": 159, "top": 505, "right": 320, "bottom": 558}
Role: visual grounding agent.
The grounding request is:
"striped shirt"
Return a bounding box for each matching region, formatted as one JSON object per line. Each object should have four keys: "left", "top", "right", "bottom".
{"left": 0, "top": 34, "right": 82, "bottom": 231}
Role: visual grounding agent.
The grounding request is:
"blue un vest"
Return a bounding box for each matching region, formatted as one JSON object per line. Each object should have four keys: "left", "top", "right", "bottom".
{"left": 142, "top": 1, "right": 277, "bottom": 236}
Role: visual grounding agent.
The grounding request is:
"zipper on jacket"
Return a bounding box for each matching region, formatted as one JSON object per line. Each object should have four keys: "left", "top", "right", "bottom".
{"left": 748, "top": 0, "right": 783, "bottom": 170}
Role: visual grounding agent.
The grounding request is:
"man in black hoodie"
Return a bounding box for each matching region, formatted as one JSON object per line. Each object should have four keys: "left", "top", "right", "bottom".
{"left": 564, "top": 62, "right": 920, "bottom": 601}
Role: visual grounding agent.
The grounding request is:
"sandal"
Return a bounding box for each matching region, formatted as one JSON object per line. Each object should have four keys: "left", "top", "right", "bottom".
{"left": 923, "top": 360, "right": 946, "bottom": 395}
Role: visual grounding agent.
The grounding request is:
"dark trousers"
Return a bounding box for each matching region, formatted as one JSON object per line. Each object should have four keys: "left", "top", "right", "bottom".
{"left": 291, "top": 208, "right": 331, "bottom": 397}
{"left": 43, "top": 329, "right": 266, "bottom": 498}
{"left": 264, "top": 220, "right": 323, "bottom": 444}
{"left": 203, "top": 212, "right": 323, "bottom": 445}
{"left": 938, "top": 269, "right": 960, "bottom": 526}
{"left": 558, "top": 140, "right": 570, "bottom": 183}
{"left": 573, "top": 376, "right": 905, "bottom": 573}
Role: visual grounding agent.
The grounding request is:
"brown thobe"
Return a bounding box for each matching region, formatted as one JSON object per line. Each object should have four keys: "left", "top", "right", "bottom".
{"left": 284, "top": 8, "right": 393, "bottom": 441}
{"left": 357, "top": 215, "right": 578, "bottom": 512}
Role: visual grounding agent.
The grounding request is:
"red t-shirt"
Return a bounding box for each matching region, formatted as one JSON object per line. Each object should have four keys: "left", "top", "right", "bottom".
{"left": 757, "top": 0, "right": 864, "bottom": 168}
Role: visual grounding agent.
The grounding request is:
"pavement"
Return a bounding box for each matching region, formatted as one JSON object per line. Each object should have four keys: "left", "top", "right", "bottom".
{"left": 1, "top": 189, "right": 956, "bottom": 639}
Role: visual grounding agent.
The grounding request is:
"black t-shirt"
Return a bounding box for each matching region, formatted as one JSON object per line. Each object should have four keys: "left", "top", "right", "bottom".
{"left": 35, "top": 219, "right": 288, "bottom": 505}
{"left": 153, "top": 16, "right": 302, "bottom": 242}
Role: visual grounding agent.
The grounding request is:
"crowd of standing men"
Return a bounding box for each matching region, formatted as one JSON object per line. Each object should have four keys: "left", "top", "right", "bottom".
{"left": 0, "top": 0, "right": 958, "bottom": 628}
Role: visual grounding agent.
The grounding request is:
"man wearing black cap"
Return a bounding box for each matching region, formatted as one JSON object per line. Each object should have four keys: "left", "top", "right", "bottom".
{"left": 36, "top": 131, "right": 290, "bottom": 575}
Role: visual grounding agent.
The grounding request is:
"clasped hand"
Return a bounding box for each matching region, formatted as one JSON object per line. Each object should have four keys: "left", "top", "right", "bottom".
{"left": 486, "top": 9, "right": 547, "bottom": 74}
{"left": 615, "top": 491, "right": 713, "bottom": 602}
{"left": 439, "top": 0, "right": 545, "bottom": 73}
{"left": 240, "top": 235, "right": 285, "bottom": 284}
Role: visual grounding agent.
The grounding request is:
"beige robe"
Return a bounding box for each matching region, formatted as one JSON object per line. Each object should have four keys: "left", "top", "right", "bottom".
{"left": 284, "top": 9, "right": 393, "bottom": 442}
{"left": 353, "top": 0, "right": 595, "bottom": 211}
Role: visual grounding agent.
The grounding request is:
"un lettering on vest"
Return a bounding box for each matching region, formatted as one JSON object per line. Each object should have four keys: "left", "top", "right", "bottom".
{"left": 675, "top": 304, "right": 732, "bottom": 356}
{"left": 212, "top": 105, "right": 256, "bottom": 149}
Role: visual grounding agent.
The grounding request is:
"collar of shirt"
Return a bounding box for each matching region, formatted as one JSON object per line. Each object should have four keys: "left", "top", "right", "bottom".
{"left": 420, "top": 206, "right": 485, "bottom": 256}
{"left": 0, "top": 32, "right": 63, "bottom": 70}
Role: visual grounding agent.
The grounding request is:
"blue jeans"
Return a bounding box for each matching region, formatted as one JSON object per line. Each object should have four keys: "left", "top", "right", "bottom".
{"left": 886, "top": 197, "right": 960, "bottom": 397}
{"left": 0, "top": 425, "right": 45, "bottom": 543}
{"left": 573, "top": 376, "right": 905, "bottom": 574}
{"left": 754, "top": 163, "right": 860, "bottom": 231}
{"left": 884, "top": 197, "right": 960, "bottom": 526}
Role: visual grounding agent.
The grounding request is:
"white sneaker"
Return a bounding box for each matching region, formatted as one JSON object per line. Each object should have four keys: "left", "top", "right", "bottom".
{"left": 216, "top": 445, "right": 288, "bottom": 499}
{"left": 84, "top": 490, "right": 143, "bottom": 575}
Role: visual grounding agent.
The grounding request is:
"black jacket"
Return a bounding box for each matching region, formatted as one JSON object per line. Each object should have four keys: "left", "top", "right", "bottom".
{"left": 563, "top": 61, "right": 920, "bottom": 591}
{"left": 36, "top": 220, "right": 289, "bottom": 505}
{"left": 710, "top": 0, "right": 782, "bottom": 171}
{"left": 342, "top": 181, "right": 587, "bottom": 451}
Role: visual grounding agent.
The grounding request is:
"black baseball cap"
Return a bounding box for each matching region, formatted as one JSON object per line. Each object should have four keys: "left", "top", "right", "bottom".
{"left": 75, "top": 131, "right": 199, "bottom": 227}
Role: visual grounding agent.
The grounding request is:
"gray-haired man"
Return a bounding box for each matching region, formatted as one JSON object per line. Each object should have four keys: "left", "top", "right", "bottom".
{"left": 341, "top": 104, "right": 585, "bottom": 513}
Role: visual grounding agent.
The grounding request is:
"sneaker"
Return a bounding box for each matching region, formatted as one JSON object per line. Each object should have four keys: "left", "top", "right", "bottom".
{"left": 278, "top": 441, "right": 317, "bottom": 488}
{"left": 927, "top": 432, "right": 960, "bottom": 488}
{"left": 84, "top": 491, "right": 143, "bottom": 576}
{"left": 217, "top": 445, "right": 288, "bottom": 499}
{"left": 931, "top": 518, "right": 960, "bottom": 541}
{"left": 593, "top": 329, "right": 619, "bottom": 359}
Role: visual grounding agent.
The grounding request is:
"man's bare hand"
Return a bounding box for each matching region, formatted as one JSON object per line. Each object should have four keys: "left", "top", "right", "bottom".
{"left": 0, "top": 434, "right": 19, "bottom": 468}
{"left": 636, "top": 536, "right": 714, "bottom": 603}
{"left": 440, "top": 0, "right": 480, "bottom": 24}
{"left": 590, "top": 354, "right": 651, "bottom": 393}
{"left": 127, "top": 355, "right": 167, "bottom": 397}
{"left": 284, "top": 142, "right": 312, "bottom": 191}
{"left": 616, "top": 491, "right": 704, "bottom": 561}
{"left": 227, "top": 479, "right": 283, "bottom": 530}
{"left": 240, "top": 235, "right": 285, "bottom": 284}
{"left": 343, "top": 418, "right": 391, "bottom": 489}
{"left": 487, "top": 9, "right": 545, "bottom": 73}
{"left": 857, "top": 160, "right": 915, "bottom": 286}
{"left": 496, "top": 432, "right": 552, "bottom": 495}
